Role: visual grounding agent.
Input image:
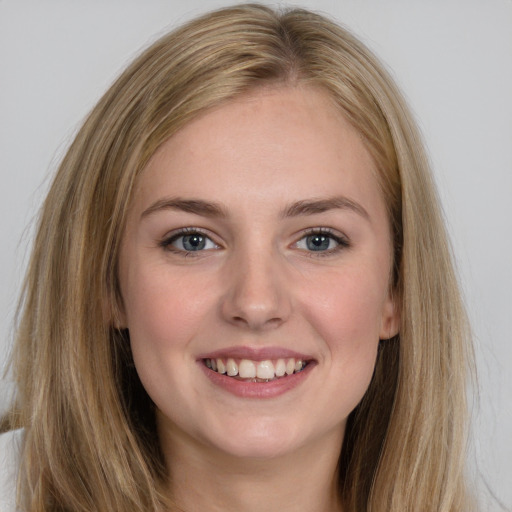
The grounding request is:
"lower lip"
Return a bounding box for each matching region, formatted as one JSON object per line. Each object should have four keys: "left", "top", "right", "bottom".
{"left": 199, "top": 361, "right": 315, "bottom": 399}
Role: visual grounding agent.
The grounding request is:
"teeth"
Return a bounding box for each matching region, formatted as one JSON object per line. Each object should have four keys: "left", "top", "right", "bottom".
{"left": 217, "top": 359, "right": 226, "bottom": 374}
{"left": 256, "top": 360, "right": 275, "bottom": 380}
{"left": 238, "top": 359, "right": 256, "bottom": 378}
{"left": 226, "top": 358, "right": 238, "bottom": 377}
{"left": 205, "top": 357, "right": 307, "bottom": 380}
{"left": 275, "top": 359, "right": 286, "bottom": 377}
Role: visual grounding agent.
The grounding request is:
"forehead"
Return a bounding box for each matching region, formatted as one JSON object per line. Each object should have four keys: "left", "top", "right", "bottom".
{"left": 132, "top": 85, "right": 384, "bottom": 219}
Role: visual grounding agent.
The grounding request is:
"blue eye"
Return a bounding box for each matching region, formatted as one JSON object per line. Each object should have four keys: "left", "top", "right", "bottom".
{"left": 295, "top": 230, "right": 348, "bottom": 253}
{"left": 162, "top": 230, "right": 218, "bottom": 253}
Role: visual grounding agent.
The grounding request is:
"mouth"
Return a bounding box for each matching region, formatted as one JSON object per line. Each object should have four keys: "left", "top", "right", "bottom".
{"left": 198, "top": 348, "right": 316, "bottom": 398}
{"left": 203, "top": 357, "right": 310, "bottom": 383}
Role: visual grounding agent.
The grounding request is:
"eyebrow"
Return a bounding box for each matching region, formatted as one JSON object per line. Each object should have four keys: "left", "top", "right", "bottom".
{"left": 141, "top": 198, "right": 228, "bottom": 219}
{"left": 141, "top": 196, "right": 370, "bottom": 221}
{"left": 280, "top": 197, "right": 370, "bottom": 221}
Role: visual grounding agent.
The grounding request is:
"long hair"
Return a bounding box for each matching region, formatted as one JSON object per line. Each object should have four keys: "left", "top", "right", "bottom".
{"left": 7, "top": 4, "right": 474, "bottom": 511}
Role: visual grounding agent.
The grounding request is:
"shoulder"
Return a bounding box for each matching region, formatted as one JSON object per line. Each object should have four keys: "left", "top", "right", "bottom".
{"left": 0, "top": 429, "right": 22, "bottom": 512}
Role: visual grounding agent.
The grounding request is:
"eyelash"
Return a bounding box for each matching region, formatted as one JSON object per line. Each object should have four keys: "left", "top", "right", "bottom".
{"left": 159, "top": 227, "right": 218, "bottom": 256}
{"left": 159, "top": 227, "right": 350, "bottom": 257}
{"left": 295, "top": 228, "right": 350, "bottom": 257}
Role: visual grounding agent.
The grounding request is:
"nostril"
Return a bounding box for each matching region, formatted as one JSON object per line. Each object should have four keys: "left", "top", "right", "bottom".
{"left": 231, "top": 315, "right": 283, "bottom": 329}
{"left": 231, "top": 315, "right": 250, "bottom": 327}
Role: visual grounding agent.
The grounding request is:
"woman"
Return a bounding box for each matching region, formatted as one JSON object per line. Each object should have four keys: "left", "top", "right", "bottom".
{"left": 1, "top": 4, "right": 475, "bottom": 511}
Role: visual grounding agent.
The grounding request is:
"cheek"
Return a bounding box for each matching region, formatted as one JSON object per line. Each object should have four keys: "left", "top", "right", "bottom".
{"left": 299, "top": 265, "right": 386, "bottom": 365}
{"left": 122, "top": 265, "right": 214, "bottom": 374}
{"left": 122, "top": 269, "right": 215, "bottom": 418}
{"left": 125, "top": 262, "right": 207, "bottom": 333}
{"left": 285, "top": 266, "right": 385, "bottom": 433}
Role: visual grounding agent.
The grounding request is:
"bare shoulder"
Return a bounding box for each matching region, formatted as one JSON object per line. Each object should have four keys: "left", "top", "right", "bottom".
{"left": 0, "top": 429, "right": 22, "bottom": 512}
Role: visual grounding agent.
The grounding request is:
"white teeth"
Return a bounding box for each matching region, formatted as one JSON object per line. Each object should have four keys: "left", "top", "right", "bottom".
{"left": 226, "top": 358, "right": 238, "bottom": 377}
{"left": 216, "top": 359, "right": 226, "bottom": 374}
{"left": 275, "top": 359, "right": 286, "bottom": 377}
{"left": 206, "top": 357, "right": 308, "bottom": 380}
{"left": 238, "top": 359, "right": 256, "bottom": 378}
{"left": 256, "top": 360, "right": 275, "bottom": 380}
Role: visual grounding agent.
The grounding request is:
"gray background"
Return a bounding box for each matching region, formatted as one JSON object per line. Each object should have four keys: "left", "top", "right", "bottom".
{"left": 1, "top": 1, "right": 511, "bottom": 508}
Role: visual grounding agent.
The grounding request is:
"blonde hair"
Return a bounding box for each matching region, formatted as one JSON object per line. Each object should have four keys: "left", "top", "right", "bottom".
{"left": 7, "top": 4, "right": 474, "bottom": 511}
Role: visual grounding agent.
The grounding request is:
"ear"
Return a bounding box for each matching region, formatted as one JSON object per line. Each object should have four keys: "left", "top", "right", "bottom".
{"left": 379, "top": 294, "right": 400, "bottom": 340}
{"left": 113, "top": 308, "right": 128, "bottom": 330}
{"left": 112, "top": 298, "right": 128, "bottom": 330}
{"left": 102, "top": 290, "right": 128, "bottom": 330}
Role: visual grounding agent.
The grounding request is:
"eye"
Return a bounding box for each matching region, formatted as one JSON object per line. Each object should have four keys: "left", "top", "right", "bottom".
{"left": 295, "top": 229, "right": 349, "bottom": 254}
{"left": 161, "top": 229, "right": 219, "bottom": 253}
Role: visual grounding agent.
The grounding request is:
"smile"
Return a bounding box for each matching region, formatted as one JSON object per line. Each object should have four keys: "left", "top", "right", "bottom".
{"left": 204, "top": 357, "right": 308, "bottom": 382}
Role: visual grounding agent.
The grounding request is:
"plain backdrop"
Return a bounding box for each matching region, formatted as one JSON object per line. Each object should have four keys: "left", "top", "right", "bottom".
{"left": 1, "top": 0, "right": 511, "bottom": 508}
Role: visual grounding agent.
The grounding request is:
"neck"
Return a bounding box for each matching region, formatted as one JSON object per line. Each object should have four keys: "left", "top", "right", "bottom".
{"left": 160, "top": 425, "right": 344, "bottom": 512}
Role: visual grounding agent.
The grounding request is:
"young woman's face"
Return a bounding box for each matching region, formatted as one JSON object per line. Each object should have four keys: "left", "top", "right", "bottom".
{"left": 119, "top": 86, "right": 399, "bottom": 461}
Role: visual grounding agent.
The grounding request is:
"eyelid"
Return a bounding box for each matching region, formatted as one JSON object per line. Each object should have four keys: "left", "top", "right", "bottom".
{"left": 159, "top": 227, "right": 221, "bottom": 254}
{"left": 293, "top": 227, "right": 350, "bottom": 255}
{"left": 158, "top": 226, "right": 349, "bottom": 257}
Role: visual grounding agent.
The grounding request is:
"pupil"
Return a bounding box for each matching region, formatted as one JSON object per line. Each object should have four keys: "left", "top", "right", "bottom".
{"left": 307, "top": 235, "right": 329, "bottom": 251}
{"left": 183, "top": 234, "right": 205, "bottom": 251}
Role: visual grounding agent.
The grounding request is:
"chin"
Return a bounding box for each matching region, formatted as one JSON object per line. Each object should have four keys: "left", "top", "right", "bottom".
{"left": 217, "top": 436, "right": 297, "bottom": 460}
{"left": 204, "top": 418, "right": 310, "bottom": 460}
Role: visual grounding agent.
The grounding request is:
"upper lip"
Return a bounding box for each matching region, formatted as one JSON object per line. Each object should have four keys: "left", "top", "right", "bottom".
{"left": 197, "top": 345, "right": 314, "bottom": 362}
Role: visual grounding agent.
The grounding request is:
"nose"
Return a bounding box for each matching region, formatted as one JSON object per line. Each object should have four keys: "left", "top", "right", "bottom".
{"left": 220, "top": 248, "right": 292, "bottom": 331}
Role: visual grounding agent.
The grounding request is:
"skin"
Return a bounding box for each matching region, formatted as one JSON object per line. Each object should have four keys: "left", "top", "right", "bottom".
{"left": 118, "top": 85, "right": 399, "bottom": 512}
